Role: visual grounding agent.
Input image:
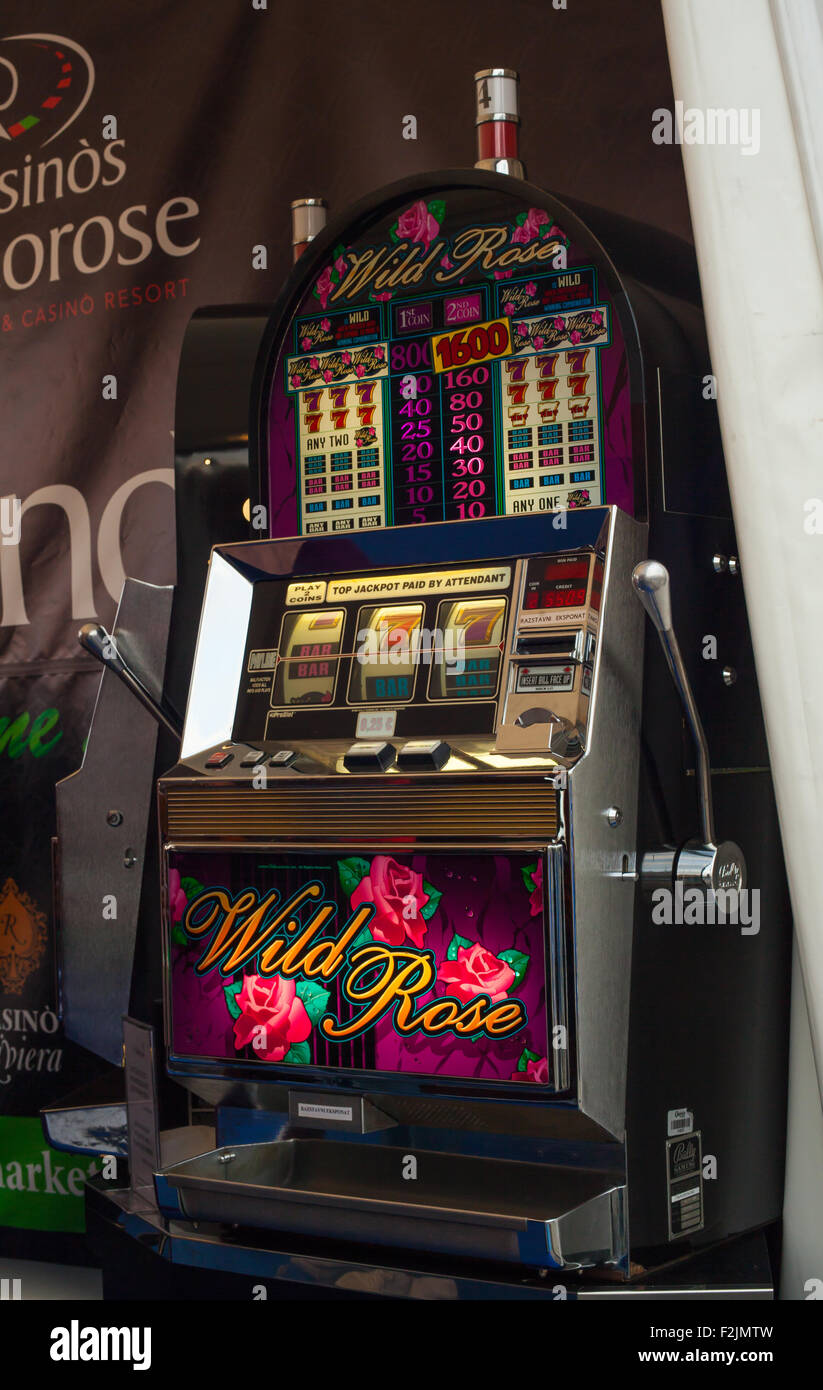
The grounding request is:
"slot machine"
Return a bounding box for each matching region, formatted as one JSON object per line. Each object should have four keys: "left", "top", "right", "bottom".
{"left": 82, "top": 71, "right": 790, "bottom": 1289}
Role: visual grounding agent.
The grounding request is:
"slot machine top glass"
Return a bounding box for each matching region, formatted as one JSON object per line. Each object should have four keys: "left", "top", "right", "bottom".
{"left": 255, "top": 170, "right": 646, "bottom": 538}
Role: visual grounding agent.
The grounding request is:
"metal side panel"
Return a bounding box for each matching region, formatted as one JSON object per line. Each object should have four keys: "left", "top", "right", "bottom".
{"left": 569, "top": 507, "right": 647, "bottom": 1138}
{"left": 55, "top": 578, "right": 173, "bottom": 1063}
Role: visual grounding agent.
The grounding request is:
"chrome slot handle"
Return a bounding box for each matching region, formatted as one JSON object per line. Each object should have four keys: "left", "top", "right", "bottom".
{"left": 631, "top": 561, "right": 746, "bottom": 901}
{"left": 79, "top": 622, "right": 183, "bottom": 741}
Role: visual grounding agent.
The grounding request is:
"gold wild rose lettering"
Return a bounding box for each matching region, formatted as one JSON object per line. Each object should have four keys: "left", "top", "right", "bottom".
{"left": 321, "top": 943, "right": 527, "bottom": 1042}
{"left": 183, "top": 882, "right": 374, "bottom": 979}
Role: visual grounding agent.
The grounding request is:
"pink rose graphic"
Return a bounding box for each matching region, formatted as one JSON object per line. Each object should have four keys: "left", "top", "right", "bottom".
{"left": 511, "top": 1056, "right": 549, "bottom": 1084}
{"left": 504, "top": 302, "right": 516, "bottom": 316}
{"left": 516, "top": 322, "right": 529, "bottom": 337}
{"left": 553, "top": 317, "right": 566, "bottom": 330}
{"left": 529, "top": 859, "right": 543, "bottom": 916}
{"left": 290, "top": 374, "right": 301, "bottom": 388}
{"left": 438, "top": 943, "right": 515, "bottom": 1004}
{"left": 309, "top": 356, "right": 319, "bottom": 369}
{"left": 374, "top": 346, "right": 385, "bottom": 360}
{"left": 396, "top": 198, "right": 440, "bottom": 250}
{"left": 321, "top": 317, "right": 331, "bottom": 330}
{"left": 533, "top": 335, "right": 544, "bottom": 350}
{"left": 301, "top": 336, "right": 311, "bottom": 350}
{"left": 232, "top": 974, "right": 311, "bottom": 1062}
{"left": 440, "top": 255, "right": 453, "bottom": 270}
{"left": 525, "top": 281, "right": 537, "bottom": 295}
{"left": 323, "top": 370, "right": 333, "bottom": 383}
{"left": 356, "top": 364, "right": 365, "bottom": 377}
{"left": 314, "top": 266, "right": 334, "bottom": 310}
{"left": 373, "top": 291, "right": 392, "bottom": 302}
{"left": 168, "top": 868, "right": 187, "bottom": 925}
{"left": 570, "top": 330, "right": 581, "bottom": 345}
{"left": 592, "top": 310, "right": 603, "bottom": 327}
{"left": 334, "top": 254, "right": 348, "bottom": 277}
{"left": 341, "top": 351, "right": 352, "bottom": 365}
{"left": 350, "top": 856, "right": 430, "bottom": 948}
{"left": 493, "top": 269, "right": 513, "bottom": 280}
{"left": 511, "top": 208, "right": 550, "bottom": 244}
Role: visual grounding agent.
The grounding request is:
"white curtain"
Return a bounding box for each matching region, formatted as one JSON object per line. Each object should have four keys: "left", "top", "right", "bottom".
{"left": 661, "top": 0, "right": 823, "bottom": 1298}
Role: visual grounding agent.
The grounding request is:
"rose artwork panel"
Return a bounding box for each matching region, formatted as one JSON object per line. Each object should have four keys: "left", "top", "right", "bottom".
{"left": 167, "top": 849, "right": 550, "bottom": 1085}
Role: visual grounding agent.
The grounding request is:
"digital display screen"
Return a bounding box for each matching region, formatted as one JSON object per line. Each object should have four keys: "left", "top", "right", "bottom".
{"left": 523, "top": 553, "right": 593, "bottom": 616}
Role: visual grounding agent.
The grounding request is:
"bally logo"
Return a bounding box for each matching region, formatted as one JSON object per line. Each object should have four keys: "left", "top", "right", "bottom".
{"left": 50, "top": 1321, "right": 151, "bottom": 1371}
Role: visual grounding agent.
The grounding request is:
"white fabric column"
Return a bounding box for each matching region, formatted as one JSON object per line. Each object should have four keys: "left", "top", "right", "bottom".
{"left": 661, "top": 0, "right": 823, "bottom": 1297}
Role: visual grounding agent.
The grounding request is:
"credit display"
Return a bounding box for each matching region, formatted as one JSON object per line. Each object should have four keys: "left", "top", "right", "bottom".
{"left": 265, "top": 185, "right": 637, "bottom": 536}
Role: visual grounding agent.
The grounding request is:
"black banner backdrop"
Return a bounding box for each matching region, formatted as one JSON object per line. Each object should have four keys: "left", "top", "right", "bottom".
{"left": 0, "top": 0, "right": 688, "bottom": 1246}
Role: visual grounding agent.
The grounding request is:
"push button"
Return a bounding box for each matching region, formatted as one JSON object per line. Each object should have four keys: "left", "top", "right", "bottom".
{"left": 240, "top": 750, "right": 266, "bottom": 768}
{"left": 205, "top": 749, "right": 234, "bottom": 769}
{"left": 344, "top": 741, "right": 396, "bottom": 773}
{"left": 269, "top": 749, "right": 297, "bottom": 767}
{"left": 396, "top": 740, "right": 450, "bottom": 771}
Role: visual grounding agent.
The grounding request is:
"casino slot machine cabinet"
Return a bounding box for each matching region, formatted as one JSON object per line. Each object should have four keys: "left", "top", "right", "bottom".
{"left": 90, "top": 71, "right": 790, "bottom": 1293}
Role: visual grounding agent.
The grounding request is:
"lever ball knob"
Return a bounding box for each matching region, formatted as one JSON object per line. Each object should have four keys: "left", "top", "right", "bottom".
{"left": 632, "top": 560, "right": 673, "bottom": 634}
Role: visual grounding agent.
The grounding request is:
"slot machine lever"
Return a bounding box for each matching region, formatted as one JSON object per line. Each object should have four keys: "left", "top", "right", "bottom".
{"left": 631, "top": 561, "right": 746, "bottom": 899}
{"left": 79, "top": 622, "right": 183, "bottom": 741}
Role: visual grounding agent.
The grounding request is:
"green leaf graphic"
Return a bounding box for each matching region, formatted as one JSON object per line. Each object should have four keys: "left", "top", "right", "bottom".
{"left": 498, "top": 947, "right": 530, "bottom": 989}
{"left": 181, "top": 877, "right": 204, "bottom": 900}
{"left": 171, "top": 922, "right": 187, "bottom": 947}
{"left": 284, "top": 1040, "right": 311, "bottom": 1066}
{"left": 389, "top": 222, "right": 399, "bottom": 243}
{"left": 224, "top": 978, "right": 243, "bottom": 1020}
{"left": 447, "top": 932, "right": 473, "bottom": 961}
{"left": 427, "top": 199, "right": 445, "bottom": 225}
{"left": 419, "top": 881, "right": 442, "bottom": 921}
{"left": 520, "top": 862, "right": 537, "bottom": 893}
{"left": 337, "top": 856, "right": 371, "bottom": 898}
{"left": 515, "top": 211, "right": 527, "bottom": 226}
{"left": 295, "top": 979, "right": 330, "bottom": 1026}
{"left": 517, "top": 1046, "right": 540, "bottom": 1072}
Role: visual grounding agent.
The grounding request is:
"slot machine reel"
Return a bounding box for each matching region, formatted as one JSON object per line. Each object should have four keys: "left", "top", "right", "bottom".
{"left": 632, "top": 560, "right": 746, "bottom": 909}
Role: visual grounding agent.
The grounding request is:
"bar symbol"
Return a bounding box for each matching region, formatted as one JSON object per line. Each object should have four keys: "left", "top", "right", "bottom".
{"left": 0, "top": 1278, "right": 22, "bottom": 1300}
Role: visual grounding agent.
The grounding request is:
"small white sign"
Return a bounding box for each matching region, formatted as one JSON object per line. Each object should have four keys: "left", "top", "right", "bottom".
{"left": 286, "top": 579, "right": 327, "bottom": 606}
{"left": 356, "top": 709, "right": 397, "bottom": 739}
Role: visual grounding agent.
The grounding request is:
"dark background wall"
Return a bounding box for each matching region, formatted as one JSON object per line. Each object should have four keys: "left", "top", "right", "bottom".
{"left": 0, "top": 0, "right": 688, "bottom": 1241}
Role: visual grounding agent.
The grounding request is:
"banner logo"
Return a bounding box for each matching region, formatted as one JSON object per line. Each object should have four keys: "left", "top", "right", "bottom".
{"left": 0, "top": 33, "right": 94, "bottom": 148}
{"left": 0, "top": 879, "right": 47, "bottom": 994}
